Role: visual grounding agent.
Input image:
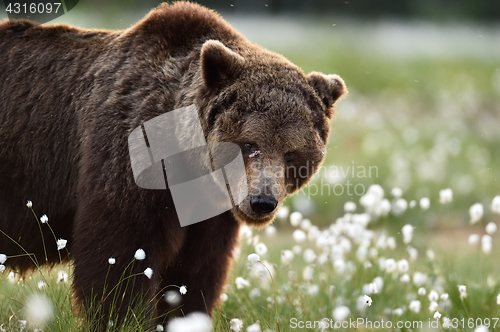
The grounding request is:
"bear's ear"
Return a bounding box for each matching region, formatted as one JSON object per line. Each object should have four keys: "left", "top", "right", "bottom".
{"left": 201, "top": 40, "right": 245, "bottom": 89}
{"left": 307, "top": 72, "right": 348, "bottom": 117}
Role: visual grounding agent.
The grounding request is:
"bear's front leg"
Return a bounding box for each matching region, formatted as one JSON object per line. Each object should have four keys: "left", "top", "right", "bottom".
{"left": 156, "top": 211, "right": 240, "bottom": 324}
{"left": 72, "top": 192, "right": 185, "bottom": 331}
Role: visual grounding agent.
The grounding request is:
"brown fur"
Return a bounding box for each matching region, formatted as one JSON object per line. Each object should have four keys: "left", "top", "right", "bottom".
{"left": 0, "top": 1, "right": 347, "bottom": 329}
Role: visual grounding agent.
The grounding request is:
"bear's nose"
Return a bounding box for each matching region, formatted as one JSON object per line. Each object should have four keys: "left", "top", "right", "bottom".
{"left": 250, "top": 195, "right": 278, "bottom": 215}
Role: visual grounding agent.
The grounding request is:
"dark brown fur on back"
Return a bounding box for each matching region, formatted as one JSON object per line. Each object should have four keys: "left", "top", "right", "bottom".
{"left": 0, "top": 2, "right": 346, "bottom": 329}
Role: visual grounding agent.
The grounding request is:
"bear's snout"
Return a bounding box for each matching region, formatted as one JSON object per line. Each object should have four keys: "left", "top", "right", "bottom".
{"left": 250, "top": 195, "right": 278, "bottom": 215}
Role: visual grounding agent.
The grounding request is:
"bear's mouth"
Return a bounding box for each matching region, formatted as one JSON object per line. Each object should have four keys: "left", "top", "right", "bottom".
{"left": 232, "top": 203, "right": 278, "bottom": 228}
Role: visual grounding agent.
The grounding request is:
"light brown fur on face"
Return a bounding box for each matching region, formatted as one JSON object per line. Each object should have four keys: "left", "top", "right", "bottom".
{"left": 197, "top": 40, "right": 347, "bottom": 227}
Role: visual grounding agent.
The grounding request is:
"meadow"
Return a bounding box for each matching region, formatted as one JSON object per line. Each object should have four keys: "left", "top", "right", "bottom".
{"left": 1, "top": 9, "right": 500, "bottom": 332}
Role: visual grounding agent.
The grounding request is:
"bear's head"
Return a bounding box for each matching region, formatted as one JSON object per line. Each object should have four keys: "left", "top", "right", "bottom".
{"left": 196, "top": 40, "right": 347, "bottom": 227}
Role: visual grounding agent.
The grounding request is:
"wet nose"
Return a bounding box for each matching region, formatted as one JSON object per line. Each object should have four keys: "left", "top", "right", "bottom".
{"left": 250, "top": 195, "right": 278, "bottom": 214}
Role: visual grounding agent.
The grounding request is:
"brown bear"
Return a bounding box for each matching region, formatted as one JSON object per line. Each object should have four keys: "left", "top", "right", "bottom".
{"left": 0, "top": 1, "right": 347, "bottom": 329}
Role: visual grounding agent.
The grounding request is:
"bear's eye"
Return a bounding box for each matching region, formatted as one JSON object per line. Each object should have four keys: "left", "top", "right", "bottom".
{"left": 244, "top": 143, "right": 253, "bottom": 150}
{"left": 284, "top": 151, "right": 296, "bottom": 162}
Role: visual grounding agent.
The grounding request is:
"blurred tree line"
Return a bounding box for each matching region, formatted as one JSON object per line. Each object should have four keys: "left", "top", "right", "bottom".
{"left": 79, "top": 0, "right": 500, "bottom": 22}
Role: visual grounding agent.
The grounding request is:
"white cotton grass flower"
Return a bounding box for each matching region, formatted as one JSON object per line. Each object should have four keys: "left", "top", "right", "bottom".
{"left": 440, "top": 293, "right": 449, "bottom": 301}
{"left": 409, "top": 200, "right": 417, "bottom": 208}
{"left": 230, "top": 318, "right": 243, "bottom": 332}
{"left": 469, "top": 203, "right": 484, "bottom": 224}
{"left": 57, "top": 270, "right": 68, "bottom": 283}
{"left": 303, "top": 265, "right": 315, "bottom": 281}
{"left": 290, "top": 211, "right": 303, "bottom": 227}
{"left": 469, "top": 234, "right": 480, "bottom": 245}
{"left": 134, "top": 248, "right": 146, "bottom": 260}
{"left": 364, "top": 295, "right": 372, "bottom": 306}
{"left": 439, "top": 188, "right": 453, "bottom": 204}
{"left": 443, "top": 317, "right": 451, "bottom": 328}
{"left": 496, "top": 293, "right": 500, "bottom": 305}
{"left": 398, "top": 259, "right": 409, "bottom": 273}
{"left": 428, "top": 290, "right": 439, "bottom": 301}
{"left": 24, "top": 293, "right": 53, "bottom": 328}
{"left": 292, "top": 229, "right": 307, "bottom": 243}
{"left": 165, "top": 290, "right": 181, "bottom": 306}
{"left": 40, "top": 214, "right": 48, "bottom": 224}
{"left": 232, "top": 247, "right": 241, "bottom": 260}
{"left": 384, "top": 258, "right": 397, "bottom": 273}
{"left": 276, "top": 206, "right": 289, "bottom": 220}
{"left": 0, "top": 265, "right": 5, "bottom": 273}
{"left": 0, "top": 254, "right": 6, "bottom": 264}
{"left": 264, "top": 225, "right": 276, "bottom": 237}
{"left": 239, "top": 225, "right": 252, "bottom": 239}
{"left": 376, "top": 199, "right": 392, "bottom": 217}
{"left": 400, "top": 274, "right": 410, "bottom": 283}
{"left": 108, "top": 257, "right": 116, "bottom": 265}
{"left": 220, "top": 293, "right": 228, "bottom": 302}
{"left": 303, "top": 248, "right": 317, "bottom": 263}
{"left": 492, "top": 196, "right": 500, "bottom": 214}
{"left": 56, "top": 239, "right": 67, "bottom": 251}
{"left": 300, "top": 218, "right": 311, "bottom": 231}
{"left": 402, "top": 224, "right": 413, "bottom": 244}
{"left": 166, "top": 312, "right": 212, "bottom": 332}
{"left": 179, "top": 285, "right": 187, "bottom": 295}
{"left": 393, "top": 308, "right": 404, "bottom": 316}
{"left": 413, "top": 272, "right": 427, "bottom": 286}
{"left": 429, "top": 301, "right": 438, "bottom": 312}
{"left": 392, "top": 198, "right": 408, "bottom": 216}
{"left": 482, "top": 235, "right": 492, "bottom": 254}
{"left": 408, "top": 247, "right": 418, "bottom": 261}
{"left": 372, "top": 276, "right": 383, "bottom": 292}
{"left": 144, "top": 267, "right": 153, "bottom": 279}
{"left": 458, "top": 285, "right": 466, "bottom": 293}
{"left": 475, "top": 325, "right": 489, "bottom": 332}
{"left": 247, "top": 253, "right": 261, "bottom": 264}
{"left": 420, "top": 197, "right": 430, "bottom": 210}
{"left": 249, "top": 288, "right": 261, "bottom": 298}
{"left": 308, "top": 284, "right": 320, "bottom": 296}
{"left": 368, "top": 282, "right": 378, "bottom": 294}
{"left": 391, "top": 187, "right": 403, "bottom": 198}
{"left": 254, "top": 243, "right": 267, "bottom": 256}
{"left": 434, "top": 311, "right": 442, "bottom": 319}
{"left": 246, "top": 322, "right": 260, "bottom": 332}
{"left": 281, "top": 250, "right": 294, "bottom": 265}
{"left": 386, "top": 237, "right": 396, "bottom": 249}
{"left": 235, "top": 277, "right": 250, "bottom": 289}
{"left": 418, "top": 287, "right": 427, "bottom": 296}
{"left": 333, "top": 305, "right": 351, "bottom": 321}
{"left": 27, "top": 200, "right": 33, "bottom": 208}
{"left": 486, "top": 222, "right": 497, "bottom": 235}
{"left": 409, "top": 300, "right": 421, "bottom": 313}
{"left": 8, "top": 271, "right": 16, "bottom": 282}
{"left": 156, "top": 324, "right": 164, "bottom": 332}
{"left": 344, "top": 201, "right": 356, "bottom": 213}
